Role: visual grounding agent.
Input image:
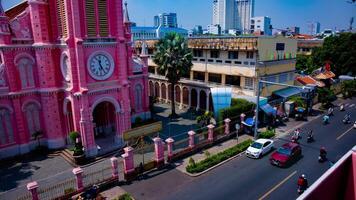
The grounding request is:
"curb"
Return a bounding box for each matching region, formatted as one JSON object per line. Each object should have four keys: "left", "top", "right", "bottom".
{"left": 178, "top": 150, "right": 247, "bottom": 177}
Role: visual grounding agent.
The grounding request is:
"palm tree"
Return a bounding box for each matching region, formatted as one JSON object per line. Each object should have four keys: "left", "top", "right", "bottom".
{"left": 153, "top": 32, "right": 193, "bottom": 118}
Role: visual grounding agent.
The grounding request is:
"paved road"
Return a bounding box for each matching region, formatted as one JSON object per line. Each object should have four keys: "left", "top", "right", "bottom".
{"left": 123, "top": 100, "right": 356, "bottom": 200}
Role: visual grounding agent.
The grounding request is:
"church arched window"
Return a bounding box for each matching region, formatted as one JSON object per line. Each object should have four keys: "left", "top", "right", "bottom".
{"left": 0, "top": 107, "right": 14, "bottom": 145}
{"left": 17, "top": 57, "right": 35, "bottom": 89}
{"left": 135, "top": 84, "right": 143, "bottom": 112}
{"left": 24, "top": 103, "right": 41, "bottom": 137}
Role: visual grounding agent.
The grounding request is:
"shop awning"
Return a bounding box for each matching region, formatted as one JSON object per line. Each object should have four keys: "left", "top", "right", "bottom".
{"left": 260, "top": 104, "right": 277, "bottom": 116}
{"left": 273, "top": 87, "right": 301, "bottom": 99}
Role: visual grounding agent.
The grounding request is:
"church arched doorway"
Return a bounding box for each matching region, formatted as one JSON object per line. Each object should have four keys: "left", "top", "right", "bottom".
{"left": 92, "top": 101, "right": 116, "bottom": 140}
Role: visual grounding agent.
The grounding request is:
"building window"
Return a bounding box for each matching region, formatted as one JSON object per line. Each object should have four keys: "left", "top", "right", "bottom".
{"left": 193, "top": 50, "right": 203, "bottom": 57}
{"left": 24, "top": 103, "right": 41, "bottom": 137}
{"left": 97, "top": 0, "right": 109, "bottom": 37}
{"left": 210, "top": 50, "right": 220, "bottom": 58}
{"left": 228, "top": 51, "right": 239, "bottom": 59}
{"left": 226, "top": 75, "right": 240, "bottom": 86}
{"left": 193, "top": 71, "right": 205, "bottom": 81}
{"left": 246, "top": 52, "right": 254, "bottom": 59}
{"left": 235, "top": 61, "right": 242, "bottom": 64}
{"left": 289, "top": 72, "right": 295, "bottom": 81}
{"left": 279, "top": 73, "right": 288, "bottom": 83}
{"left": 0, "top": 108, "right": 14, "bottom": 145}
{"left": 244, "top": 77, "right": 254, "bottom": 89}
{"left": 135, "top": 84, "right": 143, "bottom": 111}
{"left": 85, "top": 0, "right": 97, "bottom": 37}
{"left": 56, "top": 0, "right": 68, "bottom": 38}
{"left": 17, "top": 58, "right": 35, "bottom": 89}
{"left": 208, "top": 73, "right": 222, "bottom": 83}
{"left": 266, "top": 75, "right": 277, "bottom": 83}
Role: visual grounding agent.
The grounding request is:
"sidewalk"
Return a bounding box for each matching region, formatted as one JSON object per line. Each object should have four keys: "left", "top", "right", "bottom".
{"left": 174, "top": 134, "right": 253, "bottom": 176}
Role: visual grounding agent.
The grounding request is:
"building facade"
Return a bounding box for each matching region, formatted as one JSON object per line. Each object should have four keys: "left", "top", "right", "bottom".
{"left": 136, "top": 36, "right": 297, "bottom": 111}
{"left": 0, "top": 0, "right": 150, "bottom": 159}
{"left": 154, "top": 13, "right": 178, "bottom": 28}
{"left": 251, "top": 16, "right": 272, "bottom": 36}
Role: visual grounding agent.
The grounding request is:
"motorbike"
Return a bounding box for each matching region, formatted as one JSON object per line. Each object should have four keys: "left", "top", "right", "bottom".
{"left": 340, "top": 105, "right": 345, "bottom": 111}
{"left": 318, "top": 154, "right": 327, "bottom": 163}
{"left": 327, "top": 108, "right": 334, "bottom": 116}
{"left": 343, "top": 118, "right": 351, "bottom": 124}
{"left": 323, "top": 116, "right": 329, "bottom": 125}
{"left": 307, "top": 134, "right": 314, "bottom": 143}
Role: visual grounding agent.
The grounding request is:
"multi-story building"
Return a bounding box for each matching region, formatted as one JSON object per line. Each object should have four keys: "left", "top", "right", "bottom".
{"left": 207, "top": 24, "right": 221, "bottom": 35}
{"left": 212, "top": 0, "right": 235, "bottom": 33}
{"left": 251, "top": 16, "right": 272, "bottom": 36}
{"left": 297, "top": 39, "right": 323, "bottom": 55}
{"left": 212, "top": 0, "right": 255, "bottom": 34}
{"left": 136, "top": 36, "right": 297, "bottom": 111}
{"left": 131, "top": 26, "right": 188, "bottom": 41}
{"left": 0, "top": 0, "right": 150, "bottom": 159}
{"left": 287, "top": 26, "right": 300, "bottom": 35}
{"left": 154, "top": 13, "right": 178, "bottom": 28}
{"left": 235, "top": 0, "right": 255, "bottom": 34}
{"left": 308, "top": 22, "right": 321, "bottom": 35}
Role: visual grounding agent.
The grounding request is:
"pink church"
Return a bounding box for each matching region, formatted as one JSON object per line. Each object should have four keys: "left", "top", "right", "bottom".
{"left": 0, "top": 0, "right": 150, "bottom": 158}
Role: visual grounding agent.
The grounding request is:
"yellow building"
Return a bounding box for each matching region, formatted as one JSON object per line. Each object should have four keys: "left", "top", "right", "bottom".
{"left": 136, "top": 35, "right": 297, "bottom": 111}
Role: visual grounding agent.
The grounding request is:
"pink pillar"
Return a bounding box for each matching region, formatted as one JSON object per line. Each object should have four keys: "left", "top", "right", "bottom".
{"left": 153, "top": 137, "right": 165, "bottom": 167}
{"left": 224, "top": 118, "right": 231, "bottom": 135}
{"left": 165, "top": 138, "right": 174, "bottom": 161}
{"left": 110, "top": 157, "right": 119, "bottom": 179}
{"left": 207, "top": 124, "right": 215, "bottom": 142}
{"left": 188, "top": 131, "right": 196, "bottom": 148}
{"left": 121, "top": 147, "right": 135, "bottom": 180}
{"left": 72, "top": 167, "right": 84, "bottom": 192}
{"left": 27, "top": 181, "right": 39, "bottom": 200}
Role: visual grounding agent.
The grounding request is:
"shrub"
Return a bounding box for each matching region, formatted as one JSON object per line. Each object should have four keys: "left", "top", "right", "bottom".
{"left": 204, "top": 150, "right": 211, "bottom": 158}
{"left": 188, "top": 157, "right": 196, "bottom": 167}
{"left": 289, "top": 96, "right": 306, "bottom": 108}
{"left": 69, "top": 131, "right": 80, "bottom": 143}
{"left": 64, "top": 187, "right": 75, "bottom": 195}
{"left": 117, "top": 193, "right": 133, "bottom": 200}
{"left": 186, "top": 139, "right": 253, "bottom": 174}
{"left": 317, "top": 88, "right": 336, "bottom": 107}
{"left": 341, "top": 80, "right": 356, "bottom": 98}
{"left": 218, "top": 99, "right": 255, "bottom": 125}
{"left": 258, "top": 130, "right": 276, "bottom": 139}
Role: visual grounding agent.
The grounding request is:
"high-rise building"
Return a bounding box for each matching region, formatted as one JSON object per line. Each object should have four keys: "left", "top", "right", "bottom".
{"left": 212, "top": 0, "right": 235, "bottom": 33}
{"left": 308, "top": 22, "right": 321, "bottom": 35}
{"left": 287, "top": 26, "right": 300, "bottom": 35}
{"left": 251, "top": 16, "right": 272, "bottom": 35}
{"left": 235, "top": 0, "right": 255, "bottom": 34}
{"left": 212, "top": 0, "right": 255, "bottom": 34}
{"left": 154, "top": 13, "right": 178, "bottom": 28}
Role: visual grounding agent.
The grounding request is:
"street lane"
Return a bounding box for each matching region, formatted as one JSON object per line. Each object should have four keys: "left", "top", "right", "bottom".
{"left": 123, "top": 100, "right": 356, "bottom": 200}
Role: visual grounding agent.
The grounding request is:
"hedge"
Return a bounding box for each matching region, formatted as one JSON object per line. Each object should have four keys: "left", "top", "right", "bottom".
{"left": 218, "top": 98, "right": 255, "bottom": 125}
{"left": 258, "top": 130, "right": 276, "bottom": 139}
{"left": 186, "top": 139, "right": 253, "bottom": 174}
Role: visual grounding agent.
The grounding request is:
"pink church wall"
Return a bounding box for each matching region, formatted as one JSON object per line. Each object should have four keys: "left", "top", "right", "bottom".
{"left": 0, "top": 0, "right": 150, "bottom": 159}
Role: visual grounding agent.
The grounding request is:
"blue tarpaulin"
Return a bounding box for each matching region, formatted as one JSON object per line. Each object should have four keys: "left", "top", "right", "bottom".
{"left": 273, "top": 87, "right": 301, "bottom": 98}
{"left": 211, "top": 87, "right": 232, "bottom": 117}
{"left": 242, "top": 117, "right": 255, "bottom": 127}
{"left": 260, "top": 104, "right": 277, "bottom": 116}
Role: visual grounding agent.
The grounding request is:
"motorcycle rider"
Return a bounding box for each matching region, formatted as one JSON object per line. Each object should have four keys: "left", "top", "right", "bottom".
{"left": 323, "top": 115, "right": 330, "bottom": 124}
{"left": 343, "top": 114, "right": 351, "bottom": 124}
{"left": 340, "top": 104, "right": 345, "bottom": 111}
{"left": 307, "top": 130, "right": 314, "bottom": 143}
{"left": 327, "top": 107, "right": 334, "bottom": 116}
{"left": 319, "top": 147, "right": 327, "bottom": 162}
{"left": 297, "top": 174, "right": 308, "bottom": 194}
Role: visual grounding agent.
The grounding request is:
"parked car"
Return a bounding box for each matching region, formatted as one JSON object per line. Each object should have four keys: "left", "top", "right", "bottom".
{"left": 270, "top": 142, "right": 302, "bottom": 167}
{"left": 246, "top": 139, "right": 274, "bottom": 158}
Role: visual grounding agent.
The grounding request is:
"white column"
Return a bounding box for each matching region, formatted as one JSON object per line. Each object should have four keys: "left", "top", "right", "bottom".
{"left": 165, "top": 83, "right": 169, "bottom": 103}
{"left": 159, "top": 83, "right": 162, "bottom": 101}
{"left": 197, "top": 89, "right": 200, "bottom": 110}
{"left": 179, "top": 86, "right": 183, "bottom": 110}
{"left": 188, "top": 87, "right": 192, "bottom": 108}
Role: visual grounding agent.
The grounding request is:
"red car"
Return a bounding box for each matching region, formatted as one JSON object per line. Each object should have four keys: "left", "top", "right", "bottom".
{"left": 270, "top": 142, "right": 302, "bottom": 167}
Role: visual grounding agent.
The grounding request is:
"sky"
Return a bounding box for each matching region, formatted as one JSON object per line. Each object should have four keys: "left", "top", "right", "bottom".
{"left": 2, "top": 0, "right": 356, "bottom": 34}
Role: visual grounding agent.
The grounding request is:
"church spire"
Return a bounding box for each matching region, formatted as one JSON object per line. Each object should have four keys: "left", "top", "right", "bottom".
{"left": 141, "top": 40, "right": 148, "bottom": 56}
{"left": 123, "top": 1, "right": 131, "bottom": 24}
{"left": 0, "top": 0, "right": 5, "bottom": 16}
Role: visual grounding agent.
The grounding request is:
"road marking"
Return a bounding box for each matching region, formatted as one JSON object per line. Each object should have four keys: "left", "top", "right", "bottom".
{"left": 336, "top": 127, "right": 354, "bottom": 140}
{"left": 258, "top": 170, "right": 297, "bottom": 200}
{"left": 349, "top": 104, "right": 355, "bottom": 108}
{"left": 345, "top": 103, "right": 350, "bottom": 107}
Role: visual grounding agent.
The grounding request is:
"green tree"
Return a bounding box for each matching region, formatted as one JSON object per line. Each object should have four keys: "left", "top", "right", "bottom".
{"left": 341, "top": 80, "right": 356, "bottom": 98}
{"left": 312, "top": 33, "right": 356, "bottom": 76}
{"left": 153, "top": 33, "right": 193, "bottom": 118}
{"left": 296, "top": 54, "right": 318, "bottom": 74}
{"left": 317, "top": 88, "right": 335, "bottom": 107}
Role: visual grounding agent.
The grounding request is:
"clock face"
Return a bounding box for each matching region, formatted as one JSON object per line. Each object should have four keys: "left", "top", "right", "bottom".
{"left": 88, "top": 52, "right": 114, "bottom": 80}
{"left": 61, "top": 54, "right": 71, "bottom": 82}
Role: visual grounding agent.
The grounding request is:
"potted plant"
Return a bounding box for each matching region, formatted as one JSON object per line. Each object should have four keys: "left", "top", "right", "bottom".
{"left": 71, "top": 132, "right": 85, "bottom": 164}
